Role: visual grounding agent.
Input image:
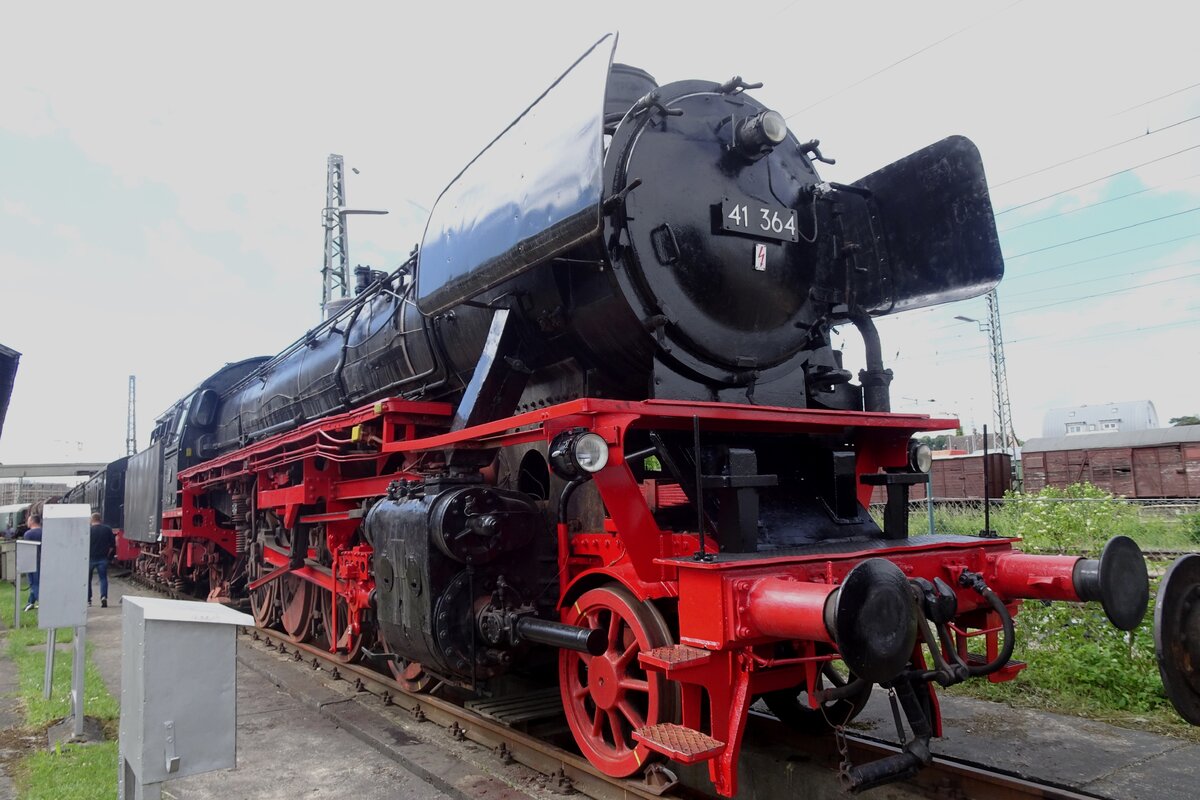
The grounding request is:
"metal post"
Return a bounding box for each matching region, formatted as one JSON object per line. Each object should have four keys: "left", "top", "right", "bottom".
{"left": 71, "top": 624, "right": 86, "bottom": 737}
{"left": 43, "top": 628, "right": 55, "bottom": 700}
{"left": 926, "top": 473, "right": 935, "bottom": 535}
{"left": 14, "top": 571, "right": 19, "bottom": 629}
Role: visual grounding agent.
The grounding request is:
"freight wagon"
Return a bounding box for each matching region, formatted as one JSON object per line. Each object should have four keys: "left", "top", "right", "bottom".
{"left": 1022, "top": 428, "right": 1200, "bottom": 498}
{"left": 870, "top": 452, "right": 1012, "bottom": 502}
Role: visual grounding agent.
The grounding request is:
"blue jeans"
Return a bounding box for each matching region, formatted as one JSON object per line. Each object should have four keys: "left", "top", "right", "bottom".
{"left": 27, "top": 571, "right": 38, "bottom": 604}
{"left": 88, "top": 560, "right": 109, "bottom": 602}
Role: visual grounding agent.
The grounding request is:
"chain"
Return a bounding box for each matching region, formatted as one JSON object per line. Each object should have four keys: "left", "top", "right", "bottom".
{"left": 834, "top": 722, "right": 852, "bottom": 785}
{"left": 817, "top": 677, "right": 856, "bottom": 787}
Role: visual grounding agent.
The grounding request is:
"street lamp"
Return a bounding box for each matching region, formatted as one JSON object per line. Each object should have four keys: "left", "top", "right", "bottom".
{"left": 954, "top": 315, "right": 985, "bottom": 331}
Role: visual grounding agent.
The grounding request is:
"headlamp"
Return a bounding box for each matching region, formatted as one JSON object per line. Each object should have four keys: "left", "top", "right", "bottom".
{"left": 909, "top": 441, "right": 933, "bottom": 474}
{"left": 737, "top": 110, "right": 788, "bottom": 157}
{"left": 549, "top": 430, "right": 610, "bottom": 478}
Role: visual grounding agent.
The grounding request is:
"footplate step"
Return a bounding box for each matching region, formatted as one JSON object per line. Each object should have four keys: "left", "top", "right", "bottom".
{"left": 638, "top": 644, "right": 712, "bottom": 674}
{"left": 633, "top": 723, "right": 724, "bottom": 764}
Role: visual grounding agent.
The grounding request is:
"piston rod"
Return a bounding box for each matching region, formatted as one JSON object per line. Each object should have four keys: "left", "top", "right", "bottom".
{"left": 516, "top": 617, "right": 607, "bottom": 656}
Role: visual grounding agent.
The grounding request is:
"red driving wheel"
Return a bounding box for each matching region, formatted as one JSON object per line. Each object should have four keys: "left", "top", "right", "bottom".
{"left": 559, "top": 584, "right": 676, "bottom": 777}
{"left": 248, "top": 561, "right": 278, "bottom": 629}
{"left": 279, "top": 574, "right": 316, "bottom": 643}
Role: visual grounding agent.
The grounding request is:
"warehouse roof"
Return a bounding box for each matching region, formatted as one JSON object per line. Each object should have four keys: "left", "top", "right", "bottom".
{"left": 1023, "top": 427, "right": 1200, "bottom": 453}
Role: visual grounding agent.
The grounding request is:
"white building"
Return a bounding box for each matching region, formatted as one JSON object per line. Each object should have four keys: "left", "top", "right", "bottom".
{"left": 1041, "top": 400, "right": 1159, "bottom": 438}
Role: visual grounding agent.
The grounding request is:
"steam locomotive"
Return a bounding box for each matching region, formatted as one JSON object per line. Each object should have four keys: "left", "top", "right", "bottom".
{"left": 86, "top": 35, "right": 1199, "bottom": 796}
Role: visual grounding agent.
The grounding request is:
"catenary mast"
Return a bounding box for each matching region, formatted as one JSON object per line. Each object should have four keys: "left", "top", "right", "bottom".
{"left": 320, "top": 154, "right": 388, "bottom": 319}
{"left": 985, "top": 289, "right": 1017, "bottom": 454}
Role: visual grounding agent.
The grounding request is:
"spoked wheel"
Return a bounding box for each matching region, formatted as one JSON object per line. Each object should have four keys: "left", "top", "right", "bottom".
{"left": 559, "top": 583, "right": 676, "bottom": 777}
{"left": 279, "top": 574, "right": 316, "bottom": 643}
{"left": 762, "top": 659, "right": 873, "bottom": 734}
{"left": 317, "top": 588, "right": 364, "bottom": 663}
{"left": 248, "top": 562, "right": 278, "bottom": 628}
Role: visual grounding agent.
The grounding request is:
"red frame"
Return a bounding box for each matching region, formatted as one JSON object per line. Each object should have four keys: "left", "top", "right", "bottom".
{"left": 161, "top": 396, "right": 1089, "bottom": 797}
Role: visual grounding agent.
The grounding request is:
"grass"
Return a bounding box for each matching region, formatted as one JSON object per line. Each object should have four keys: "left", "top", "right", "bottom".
{"left": 0, "top": 581, "right": 119, "bottom": 799}
{"left": 20, "top": 742, "right": 118, "bottom": 800}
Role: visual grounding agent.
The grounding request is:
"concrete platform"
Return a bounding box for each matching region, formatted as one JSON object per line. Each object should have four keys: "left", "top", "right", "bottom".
{"left": 89, "top": 579, "right": 541, "bottom": 800}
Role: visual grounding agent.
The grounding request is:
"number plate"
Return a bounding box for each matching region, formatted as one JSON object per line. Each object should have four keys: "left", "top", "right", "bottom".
{"left": 717, "top": 197, "right": 799, "bottom": 243}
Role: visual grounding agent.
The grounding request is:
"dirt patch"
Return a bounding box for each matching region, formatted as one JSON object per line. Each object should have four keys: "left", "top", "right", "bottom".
{"left": 0, "top": 719, "right": 50, "bottom": 783}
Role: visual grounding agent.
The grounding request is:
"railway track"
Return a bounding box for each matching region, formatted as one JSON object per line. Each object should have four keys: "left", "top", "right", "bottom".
{"left": 1138, "top": 549, "right": 1196, "bottom": 561}
{"left": 1020, "top": 548, "right": 1195, "bottom": 561}
{"left": 243, "top": 623, "right": 1108, "bottom": 800}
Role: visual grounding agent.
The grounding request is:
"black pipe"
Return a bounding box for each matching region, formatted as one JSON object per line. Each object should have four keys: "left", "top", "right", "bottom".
{"left": 957, "top": 571, "right": 1016, "bottom": 676}
{"left": 1073, "top": 559, "right": 1102, "bottom": 601}
{"left": 558, "top": 476, "right": 588, "bottom": 521}
{"left": 516, "top": 616, "right": 606, "bottom": 656}
{"left": 846, "top": 306, "right": 893, "bottom": 412}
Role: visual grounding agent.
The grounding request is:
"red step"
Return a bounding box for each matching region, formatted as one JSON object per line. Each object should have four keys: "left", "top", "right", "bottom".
{"left": 639, "top": 644, "right": 712, "bottom": 674}
{"left": 633, "top": 723, "right": 724, "bottom": 764}
{"left": 965, "top": 653, "right": 1027, "bottom": 683}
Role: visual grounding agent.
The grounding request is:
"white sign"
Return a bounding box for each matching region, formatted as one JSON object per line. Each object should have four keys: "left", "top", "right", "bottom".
{"left": 39, "top": 504, "right": 90, "bottom": 630}
{"left": 754, "top": 243, "right": 767, "bottom": 272}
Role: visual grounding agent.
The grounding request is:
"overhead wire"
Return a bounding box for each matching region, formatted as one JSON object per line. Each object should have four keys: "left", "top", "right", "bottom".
{"left": 783, "top": 0, "right": 1024, "bottom": 119}
{"left": 926, "top": 269, "right": 1200, "bottom": 332}
{"left": 1004, "top": 273, "right": 1200, "bottom": 315}
{"left": 931, "top": 317, "right": 1200, "bottom": 361}
{"left": 1111, "top": 81, "right": 1200, "bottom": 117}
{"left": 997, "top": 172, "right": 1200, "bottom": 233}
{"left": 990, "top": 114, "right": 1200, "bottom": 189}
{"left": 1004, "top": 232, "right": 1200, "bottom": 281}
{"left": 1003, "top": 258, "right": 1200, "bottom": 298}
{"left": 1003, "top": 206, "right": 1200, "bottom": 260}
{"left": 994, "top": 144, "right": 1200, "bottom": 215}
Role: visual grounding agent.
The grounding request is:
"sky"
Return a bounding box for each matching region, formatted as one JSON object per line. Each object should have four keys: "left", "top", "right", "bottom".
{"left": 1, "top": 0, "right": 1198, "bottom": 468}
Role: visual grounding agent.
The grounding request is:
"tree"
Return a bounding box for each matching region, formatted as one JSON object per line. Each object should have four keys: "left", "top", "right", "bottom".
{"left": 1169, "top": 415, "right": 1200, "bottom": 426}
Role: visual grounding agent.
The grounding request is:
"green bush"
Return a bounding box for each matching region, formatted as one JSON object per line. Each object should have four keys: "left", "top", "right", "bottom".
{"left": 1004, "top": 595, "right": 1166, "bottom": 713}
{"left": 1183, "top": 513, "right": 1200, "bottom": 546}
{"left": 1002, "top": 483, "right": 1137, "bottom": 554}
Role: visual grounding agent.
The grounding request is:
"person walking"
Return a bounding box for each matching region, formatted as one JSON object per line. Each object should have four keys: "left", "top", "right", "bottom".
{"left": 21, "top": 513, "right": 42, "bottom": 612}
{"left": 88, "top": 512, "right": 115, "bottom": 608}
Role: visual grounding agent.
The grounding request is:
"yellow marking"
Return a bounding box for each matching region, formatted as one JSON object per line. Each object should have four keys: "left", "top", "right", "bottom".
{"left": 573, "top": 602, "right": 581, "bottom": 615}
{"left": 634, "top": 749, "right": 642, "bottom": 766}
{"left": 351, "top": 425, "right": 362, "bottom": 442}
{"left": 374, "top": 402, "right": 383, "bottom": 415}
{"left": 185, "top": 448, "right": 192, "bottom": 457}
